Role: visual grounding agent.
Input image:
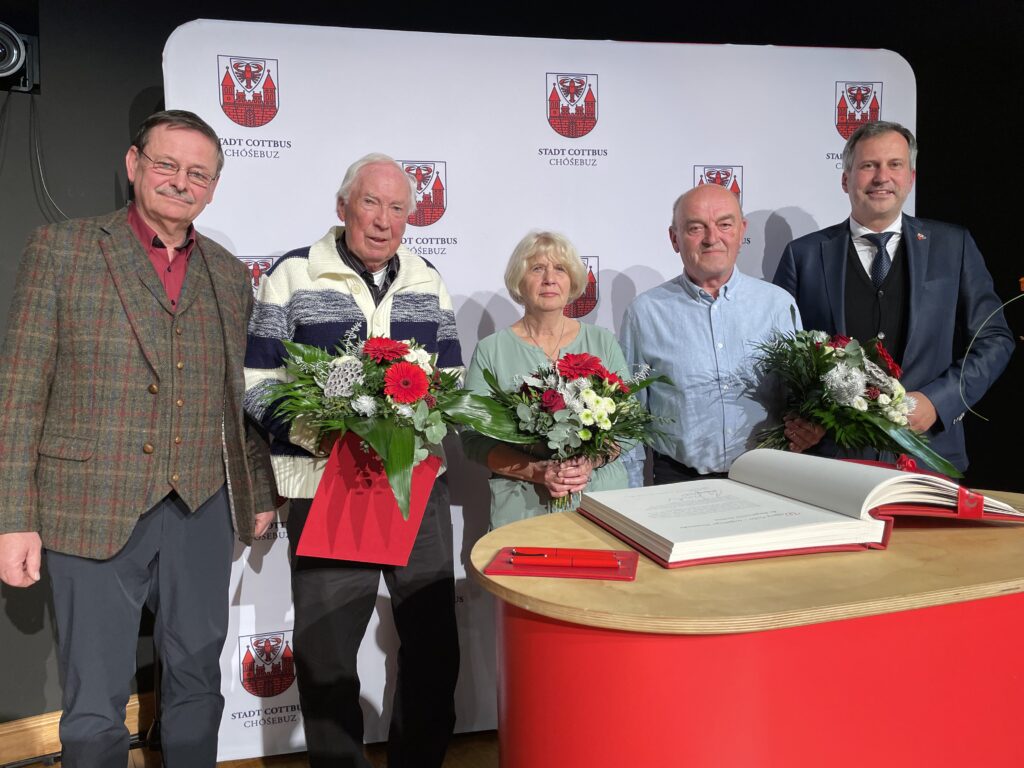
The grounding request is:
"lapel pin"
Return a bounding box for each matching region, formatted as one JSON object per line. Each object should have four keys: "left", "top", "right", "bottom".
{"left": 916, "top": 233, "right": 927, "bottom": 240}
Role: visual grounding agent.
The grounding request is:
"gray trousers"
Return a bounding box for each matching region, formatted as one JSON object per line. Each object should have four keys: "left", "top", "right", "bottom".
{"left": 46, "top": 486, "right": 233, "bottom": 768}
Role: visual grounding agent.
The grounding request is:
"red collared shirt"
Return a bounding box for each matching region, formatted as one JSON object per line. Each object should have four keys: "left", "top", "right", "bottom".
{"left": 127, "top": 203, "right": 196, "bottom": 309}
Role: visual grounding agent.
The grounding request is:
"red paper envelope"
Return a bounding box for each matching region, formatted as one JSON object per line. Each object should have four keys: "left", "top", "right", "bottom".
{"left": 296, "top": 432, "right": 441, "bottom": 566}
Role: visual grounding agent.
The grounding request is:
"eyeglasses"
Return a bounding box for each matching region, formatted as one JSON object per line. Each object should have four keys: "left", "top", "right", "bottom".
{"left": 137, "top": 148, "right": 218, "bottom": 188}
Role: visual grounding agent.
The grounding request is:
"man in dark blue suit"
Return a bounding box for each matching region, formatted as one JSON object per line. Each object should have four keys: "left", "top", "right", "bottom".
{"left": 773, "top": 121, "right": 1013, "bottom": 472}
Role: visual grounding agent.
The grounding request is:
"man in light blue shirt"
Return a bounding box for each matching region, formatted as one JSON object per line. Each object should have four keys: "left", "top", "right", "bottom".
{"left": 620, "top": 183, "right": 821, "bottom": 485}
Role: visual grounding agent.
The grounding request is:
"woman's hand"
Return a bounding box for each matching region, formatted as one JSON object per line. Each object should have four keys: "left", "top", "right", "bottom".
{"left": 542, "top": 456, "right": 594, "bottom": 497}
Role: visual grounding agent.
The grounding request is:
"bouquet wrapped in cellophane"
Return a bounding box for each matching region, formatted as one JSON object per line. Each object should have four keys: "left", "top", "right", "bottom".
{"left": 266, "top": 331, "right": 531, "bottom": 518}
{"left": 481, "top": 352, "right": 670, "bottom": 510}
{"left": 756, "top": 330, "right": 961, "bottom": 478}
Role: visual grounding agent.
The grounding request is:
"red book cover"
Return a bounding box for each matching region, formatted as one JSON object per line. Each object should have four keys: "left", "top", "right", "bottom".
{"left": 296, "top": 432, "right": 440, "bottom": 566}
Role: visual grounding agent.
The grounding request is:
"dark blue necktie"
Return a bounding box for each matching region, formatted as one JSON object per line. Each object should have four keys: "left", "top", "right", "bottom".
{"left": 864, "top": 231, "right": 895, "bottom": 289}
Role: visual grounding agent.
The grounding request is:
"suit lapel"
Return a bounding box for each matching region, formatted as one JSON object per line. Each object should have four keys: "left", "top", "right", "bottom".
{"left": 900, "top": 215, "right": 930, "bottom": 374}
{"left": 98, "top": 212, "right": 162, "bottom": 375}
{"left": 821, "top": 224, "right": 849, "bottom": 335}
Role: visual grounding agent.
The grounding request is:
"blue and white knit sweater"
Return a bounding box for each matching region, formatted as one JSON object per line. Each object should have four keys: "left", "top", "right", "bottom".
{"left": 243, "top": 226, "right": 464, "bottom": 498}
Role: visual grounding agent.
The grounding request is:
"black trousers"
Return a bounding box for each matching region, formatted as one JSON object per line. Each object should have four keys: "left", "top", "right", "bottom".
{"left": 287, "top": 477, "right": 459, "bottom": 768}
{"left": 46, "top": 487, "right": 233, "bottom": 768}
{"left": 651, "top": 451, "right": 728, "bottom": 484}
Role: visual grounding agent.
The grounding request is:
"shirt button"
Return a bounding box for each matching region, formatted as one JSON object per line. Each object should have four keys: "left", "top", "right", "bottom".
{"left": 717, "top": 342, "right": 724, "bottom": 349}
{"left": 352, "top": 284, "right": 362, "bottom": 294}
{"left": 174, "top": 436, "right": 183, "bottom": 445}
{"left": 176, "top": 361, "right": 185, "bottom": 370}
{"left": 175, "top": 327, "right": 183, "bottom": 335}
{"left": 148, "top": 383, "right": 159, "bottom": 394}
{"left": 143, "top": 443, "right": 154, "bottom": 454}
{"left": 176, "top": 398, "right": 185, "bottom": 407}
{"left": 171, "top": 473, "right": 180, "bottom": 482}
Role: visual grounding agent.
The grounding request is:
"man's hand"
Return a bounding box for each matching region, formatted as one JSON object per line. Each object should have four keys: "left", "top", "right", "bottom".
{"left": 253, "top": 511, "right": 276, "bottom": 538}
{"left": 0, "top": 532, "right": 43, "bottom": 587}
{"left": 541, "top": 457, "right": 593, "bottom": 498}
{"left": 907, "top": 392, "right": 938, "bottom": 433}
{"left": 784, "top": 415, "right": 826, "bottom": 453}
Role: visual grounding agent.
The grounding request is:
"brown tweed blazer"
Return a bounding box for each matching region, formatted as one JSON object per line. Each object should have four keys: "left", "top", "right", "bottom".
{"left": 0, "top": 209, "right": 277, "bottom": 559}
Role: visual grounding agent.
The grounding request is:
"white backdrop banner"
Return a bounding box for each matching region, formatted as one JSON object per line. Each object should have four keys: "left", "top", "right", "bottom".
{"left": 163, "top": 19, "right": 915, "bottom": 760}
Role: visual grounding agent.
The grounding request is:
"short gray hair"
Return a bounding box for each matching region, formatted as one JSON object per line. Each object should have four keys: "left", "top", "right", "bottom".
{"left": 504, "top": 231, "right": 589, "bottom": 306}
{"left": 336, "top": 153, "right": 417, "bottom": 214}
{"left": 842, "top": 120, "right": 918, "bottom": 173}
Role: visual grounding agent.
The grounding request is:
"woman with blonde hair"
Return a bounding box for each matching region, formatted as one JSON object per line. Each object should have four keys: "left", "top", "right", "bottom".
{"left": 462, "top": 231, "right": 629, "bottom": 529}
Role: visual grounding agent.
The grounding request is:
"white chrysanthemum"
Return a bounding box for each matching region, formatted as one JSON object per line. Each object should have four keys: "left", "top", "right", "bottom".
{"left": 324, "top": 358, "right": 364, "bottom": 399}
{"left": 810, "top": 330, "right": 829, "bottom": 344}
{"left": 404, "top": 346, "right": 433, "bottom": 374}
{"left": 821, "top": 363, "right": 867, "bottom": 406}
{"left": 351, "top": 395, "right": 377, "bottom": 417}
{"left": 393, "top": 403, "right": 415, "bottom": 418}
{"left": 581, "top": 388, "right": 600, "bottom": 406}
{"left": 601, "top": 397, "right": 616, "bottom": 413}
{"left": 579, "top": 409, "right": 595, "bottom": 426}
{"left": 564, "top": 394, "right": 585, "bottom": 413}
{"left": 597, "top": 414, "right": 613, "bottom": 430}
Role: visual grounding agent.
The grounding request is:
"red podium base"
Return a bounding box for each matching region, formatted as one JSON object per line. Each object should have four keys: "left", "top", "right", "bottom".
{"left": 496, "top": 594, "right": 1024, "bottom": 767}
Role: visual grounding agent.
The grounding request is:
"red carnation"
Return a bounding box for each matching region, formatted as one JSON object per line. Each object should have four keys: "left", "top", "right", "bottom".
{"left": 557, "top": 353, "right": 603, "bottom": 379}
{"left": 384, "top": 362, "right": 429, "bottom": 403}
{"left": 829, "top": 334, "right": 852, "bottom": 349}
{"left": 602, "top": 371, "right": 631, "bottom": 394}
{"left": 363, "top": 337, "right": 410, "bottom": 363}
{"left": 540, "top": 389, "right": 566, "bottom": 413}
{"left": 874, "top": 341, "right": 902, "bottom": 379}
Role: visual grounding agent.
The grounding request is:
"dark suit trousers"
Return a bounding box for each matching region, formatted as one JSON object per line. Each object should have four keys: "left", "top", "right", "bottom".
{"left": 46, "top": 486, "right": 233, "bottom": 768}
{"left": 287, "top": 477, "right": 459, "bottom": 768}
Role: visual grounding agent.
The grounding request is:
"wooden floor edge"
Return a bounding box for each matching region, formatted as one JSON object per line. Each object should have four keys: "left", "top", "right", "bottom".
{"left": 0, "top": 692, "right": 154, "bottom": 764}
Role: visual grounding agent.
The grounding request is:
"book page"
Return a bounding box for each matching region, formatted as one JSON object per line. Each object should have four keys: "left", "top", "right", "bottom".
{"left": 727, "top": 450, "right": 913, "bottom": 520}
{"left": 583, "top": 479, "right": 884, "bottom": 559}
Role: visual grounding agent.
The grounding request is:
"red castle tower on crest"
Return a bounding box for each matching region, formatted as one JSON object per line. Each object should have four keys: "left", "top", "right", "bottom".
{"left": 240, "top": 638, "right": 295, "bottom": 697}
{"left": 221, "top": 61, "right": 278, "bottom": 128}
{"left": 407, "top": 168, "right": 446, "bottom": 227}
{"left": 548, "top": 82, "right": 597, "bottom": 139}
{"left": 835, "top": 83, "right": 880, "bottom": 139}
{"left": 564, "top": 262, "right": 598, "bottom": 318}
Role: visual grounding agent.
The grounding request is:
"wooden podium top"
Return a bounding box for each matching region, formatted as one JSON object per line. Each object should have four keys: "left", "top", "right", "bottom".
{"left": 469, "top": 490, "right": 1024, "bottom": 635}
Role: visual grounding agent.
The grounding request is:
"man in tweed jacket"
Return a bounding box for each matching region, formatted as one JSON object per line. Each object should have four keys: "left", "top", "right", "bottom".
{"left": 0, "top": 110, "right": 278, "bottom": 767}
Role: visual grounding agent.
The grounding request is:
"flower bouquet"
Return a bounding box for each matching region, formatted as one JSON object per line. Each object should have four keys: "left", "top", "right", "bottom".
{"left": 481, "top": 352, "right": 669, "bottom": 511}
{"left": 756, "top": 330, "right": 962, "bottom": 478}
{"left": 267, "top": 332, "right": 529, "bottom": 520}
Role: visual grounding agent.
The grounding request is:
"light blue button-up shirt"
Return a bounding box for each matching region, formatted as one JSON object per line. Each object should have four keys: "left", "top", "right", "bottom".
{"left": 619, "top": 267, "right": 801, "bottom": 483}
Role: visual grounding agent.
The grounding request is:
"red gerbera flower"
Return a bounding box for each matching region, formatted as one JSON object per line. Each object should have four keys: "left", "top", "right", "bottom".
{"left": 363, "top": 337, "right": 410, "bottom": 363}
{"left": 874, "top": 341, "right": 902, "bottom": 379}
{"left": 557, "top": 353, "right": 603, "bottom": 379}
{"left": 384, "top": 362, "right": 429, "bottom": 403}
{"left": 602, "top": 371, "right": 631, "bottom": 394}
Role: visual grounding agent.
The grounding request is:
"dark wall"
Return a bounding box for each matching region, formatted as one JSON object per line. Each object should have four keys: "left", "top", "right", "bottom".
{"left": 1, "top": 0, "right": 1020, "bottom": 722}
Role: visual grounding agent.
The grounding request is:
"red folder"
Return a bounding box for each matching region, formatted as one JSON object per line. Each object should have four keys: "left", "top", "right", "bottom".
{"left": 296, "top": 432, "right": 440, "bottom": 566}
{"left": 484, "top": 546, "right": 639, "bottom": 581}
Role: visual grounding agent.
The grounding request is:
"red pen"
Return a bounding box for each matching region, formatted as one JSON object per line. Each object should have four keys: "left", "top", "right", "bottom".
{"left": 511, "top": 547, "right": 615, "bottom": 558}
{"left": 508, "top": 555, "right": 620, "bottom": 568}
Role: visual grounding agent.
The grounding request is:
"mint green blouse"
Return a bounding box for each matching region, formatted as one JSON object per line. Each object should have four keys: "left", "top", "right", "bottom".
{"left": 461, "top": 324, "right": 630, "bottom": 529}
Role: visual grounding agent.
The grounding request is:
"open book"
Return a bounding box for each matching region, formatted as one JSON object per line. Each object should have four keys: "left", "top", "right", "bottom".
{"left": 578, "top": 449, "right": 1023, "bottom": 568}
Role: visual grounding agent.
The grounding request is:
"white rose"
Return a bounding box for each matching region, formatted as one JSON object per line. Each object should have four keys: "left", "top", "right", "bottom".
{"left": 877, "top": 393, "right": 891, "bottom": 405}
{"left": 852, "top": 397, "right": 869, "bottom": 411}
